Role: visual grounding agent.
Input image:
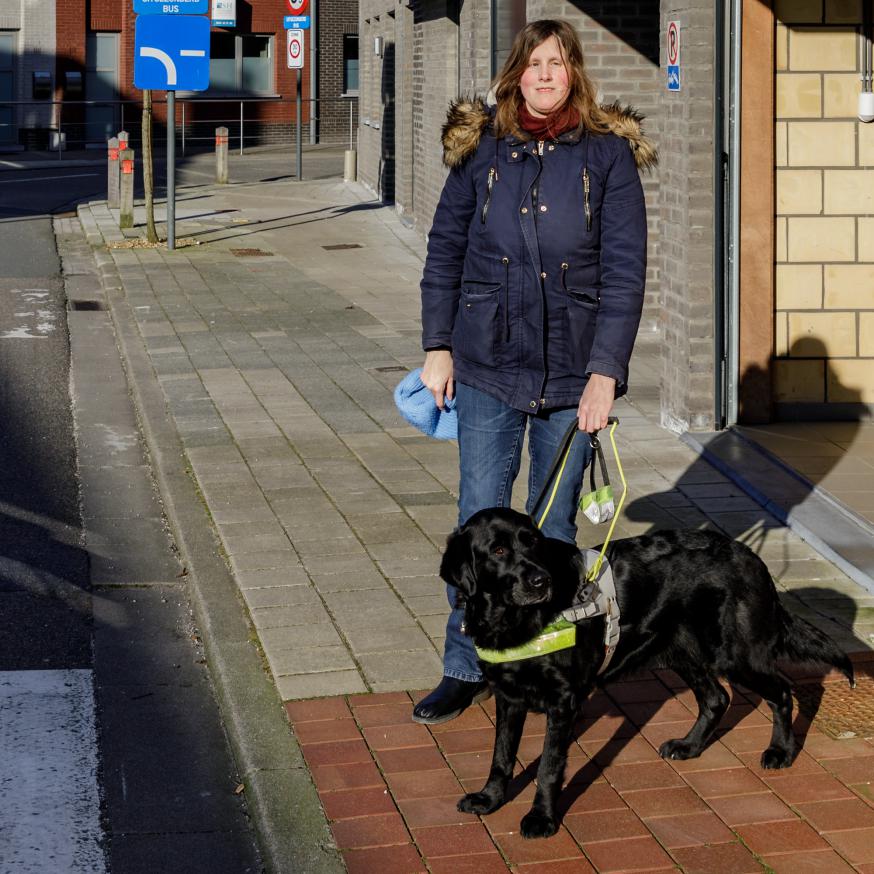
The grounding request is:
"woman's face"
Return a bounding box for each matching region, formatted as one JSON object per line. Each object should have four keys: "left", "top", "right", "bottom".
{"left": 519, "top": 35, "right": 570, "bottom": 118}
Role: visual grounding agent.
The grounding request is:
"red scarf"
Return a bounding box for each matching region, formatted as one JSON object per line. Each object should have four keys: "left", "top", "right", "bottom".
{"left": 518, "top": 101, "right": 581, "bottom": 140}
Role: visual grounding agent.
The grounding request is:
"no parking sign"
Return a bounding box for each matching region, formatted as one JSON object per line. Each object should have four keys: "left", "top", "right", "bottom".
{"left": 287, "top": 28, "right": 304, "bottom": 68}
{"left": 667, "top": 20, "right": 681, "bottom": 91}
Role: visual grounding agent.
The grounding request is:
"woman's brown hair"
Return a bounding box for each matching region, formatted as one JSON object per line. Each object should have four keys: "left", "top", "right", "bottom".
{"left": 492, "top": 19, "right": 611, "bottom": 140}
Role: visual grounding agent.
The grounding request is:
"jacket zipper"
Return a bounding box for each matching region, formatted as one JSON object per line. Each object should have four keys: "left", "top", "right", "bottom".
{"left": 583, "top": 168, "right": 591, "bottom": 231}
{"left": 502, "top": 256, "right": 510, "bottom": 340}
{"left": 481, "top": 166, "right": 497, "bottom": 224}
{"left": 560, "top": 262, "right": 569, "bottom": 293}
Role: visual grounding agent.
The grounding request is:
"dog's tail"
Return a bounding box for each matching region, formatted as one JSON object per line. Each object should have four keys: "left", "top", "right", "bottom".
{"left": 778, "top": 610, "right": 855, "bottom": 689}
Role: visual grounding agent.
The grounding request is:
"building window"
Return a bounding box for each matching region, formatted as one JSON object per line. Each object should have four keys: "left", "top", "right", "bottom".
{"left": 85, "top": 33, "right": 119, "bottom": 144}
{"left": 208, "top": 33, "right": 274, "bottom": 94}
{"left": 0, "top": 32, "right": 14, "bottom": 144}
{"left": 491, "top": 0, "right": 526, "bottom": 78}
{"left": 343, "top": 34, "right": 358, "bottom": 95}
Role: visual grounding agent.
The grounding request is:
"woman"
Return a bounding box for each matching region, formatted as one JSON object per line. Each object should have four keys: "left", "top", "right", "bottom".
{"left": 413, "top": 19, "right": 656, "bottom": 724}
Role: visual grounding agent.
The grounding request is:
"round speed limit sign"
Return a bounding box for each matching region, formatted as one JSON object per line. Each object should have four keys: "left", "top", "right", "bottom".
{"left": 286, "top": 0, "right": 308, "bottom": 13}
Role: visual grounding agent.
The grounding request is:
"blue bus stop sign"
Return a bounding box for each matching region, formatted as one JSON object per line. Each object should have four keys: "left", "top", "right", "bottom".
{"left": 134, "top": 15, "right": 210, "bottom": 91}
{"left": 133, "top": 0, "right": 208, "bottom": 14}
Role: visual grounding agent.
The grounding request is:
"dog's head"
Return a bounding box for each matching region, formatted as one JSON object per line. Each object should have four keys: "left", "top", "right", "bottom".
{"left": 440, "top": 508, "right": 555, "bottom": 609}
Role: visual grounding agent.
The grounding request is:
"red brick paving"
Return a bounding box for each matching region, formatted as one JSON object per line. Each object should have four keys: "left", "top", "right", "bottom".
{"left": 285, "top": 685, "right": 874, "bottom": 872}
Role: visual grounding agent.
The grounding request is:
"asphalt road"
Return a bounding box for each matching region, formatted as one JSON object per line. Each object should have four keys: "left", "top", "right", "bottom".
{"left": 0, "top": 165, "right": 262, "bottom": 872}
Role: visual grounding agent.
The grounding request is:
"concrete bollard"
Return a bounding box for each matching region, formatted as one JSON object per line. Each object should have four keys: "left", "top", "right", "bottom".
{"left": 107, "top": 137, "right": 120, "bottom": 209}
{"left": 344, "top": 149, "right": 357, "bottom": 183}
{"left": 117, "top": 129, "right": 129, "bottom": 156}
{"left": 119, "top": 148, "right": 135, "bottom": 229}
{"left": 215, "top": 126, "right": 229, "bottom": 184}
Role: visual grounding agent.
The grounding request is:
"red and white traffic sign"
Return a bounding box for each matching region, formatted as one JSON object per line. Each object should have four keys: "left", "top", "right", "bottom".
{"left": 287, "top": 28, "right": 304, "bottom": 68}
{"left": 286, "top": 0, "right": 308, "bottom": 14}
{"left": 667, "top": 20, "right": 680, "bottom": 66}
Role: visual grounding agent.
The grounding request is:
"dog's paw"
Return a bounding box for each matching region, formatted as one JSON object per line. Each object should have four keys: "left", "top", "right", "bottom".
{"left": 658, "top": 738, "right": 703, "bottom": 761}
{"left": 760, "top": 745, "right": 794, "bottom": 770}
{"left": 520, "top": 809, "right": 558, "bottom": 839}
{"left": 458, "top": 791, "right": 502, "bottom": 815}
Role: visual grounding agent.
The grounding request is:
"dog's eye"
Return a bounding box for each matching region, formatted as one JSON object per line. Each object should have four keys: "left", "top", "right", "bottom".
{"left": 493, "top": 547, "right": 505, "bottom": 556}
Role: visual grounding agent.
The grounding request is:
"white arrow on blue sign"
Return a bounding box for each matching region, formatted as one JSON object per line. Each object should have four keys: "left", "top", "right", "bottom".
{"left": 134, "top": 15, "right": 211, "bottom": 91}
{"left": 133, "top": 0, "right": 208, "bottom": 14}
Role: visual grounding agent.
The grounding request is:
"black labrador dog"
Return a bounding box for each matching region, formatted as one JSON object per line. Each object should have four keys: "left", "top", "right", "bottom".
{"left": 441, "top": 507, "right": 854, "bottom": 839}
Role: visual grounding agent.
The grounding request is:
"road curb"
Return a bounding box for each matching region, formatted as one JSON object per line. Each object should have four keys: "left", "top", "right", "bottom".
{"left": 76, "top": 208, "right": 344, "bottom": 874}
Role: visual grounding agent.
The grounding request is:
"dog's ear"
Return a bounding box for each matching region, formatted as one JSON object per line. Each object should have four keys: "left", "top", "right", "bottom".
{"left": 440, "top": 527, "right": 477, "bottom": 597}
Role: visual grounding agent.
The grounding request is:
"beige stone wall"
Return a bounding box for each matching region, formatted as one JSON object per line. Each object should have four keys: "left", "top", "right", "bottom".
{"left": 775, "top": 0, "right": 874, "bottom": 408}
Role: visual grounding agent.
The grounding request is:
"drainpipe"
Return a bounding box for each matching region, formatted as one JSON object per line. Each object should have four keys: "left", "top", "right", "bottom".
{"left": 725, "top": 0, "right": 742, "bottom": 427}
{"left": 714, "top": 1, "right": 727, "bottom": 430}
{"left": 310, "top": 0, "right": 318, "bottom": 144}
{"left": 860, "top": 0, "right": 873, "bottom": 122}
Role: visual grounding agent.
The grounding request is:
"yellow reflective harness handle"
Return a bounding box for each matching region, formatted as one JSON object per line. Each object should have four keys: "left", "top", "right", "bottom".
{"left": 533, "top": 418, "right": 627, "bottom": 582}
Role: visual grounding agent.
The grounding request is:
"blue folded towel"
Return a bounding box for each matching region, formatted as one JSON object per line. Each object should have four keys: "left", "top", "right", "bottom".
{"left": 394, "top": 368, "right": 457, "bottom": 440}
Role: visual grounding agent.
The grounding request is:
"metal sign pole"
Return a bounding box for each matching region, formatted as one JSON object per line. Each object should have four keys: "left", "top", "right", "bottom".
{"left": 167, "top": 89, "right": 176, "bottom": 251}
{"left": 296, "top": 67, "right": 302, "bottom": 181}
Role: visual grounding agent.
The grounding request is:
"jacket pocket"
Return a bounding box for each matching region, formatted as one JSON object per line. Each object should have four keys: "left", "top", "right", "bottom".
{"left": 565, "top": 288, "right": 599, "bottom": 374}
{"left": 453, "top": 280, "right": 501, "bottom": 368}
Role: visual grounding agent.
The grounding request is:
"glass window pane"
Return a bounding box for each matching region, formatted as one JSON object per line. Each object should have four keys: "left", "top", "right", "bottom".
{"left": 0, "top": 34, "right": 14, "bottom": 70}
{"left": 0, "top": 70, "right": 11, "bottom": 100}
{"left": 241, "top": 36, "right": 271, "bottom": 92}
{"left": 94, "top": 34, "right": 117, "bottom": 70}
{"left": 210, "top": 59, "right": 237, "bottom": 91}
{"left": 242, "top": 35, "right": 269, "bottom": 59}
{"left": 343, "top": 35, "right": 358, "bottom": 92}
{"left": 211, "top": 32, "right": 235, "bottom": 60}
{"left": 85, "top": 70, "right": 115, "bottom": 100}
{"left": 85, "top": 106, "right": 116, "bottom": 142}
{"left": 0, "top": 108, "right": 13, "bottom": 144}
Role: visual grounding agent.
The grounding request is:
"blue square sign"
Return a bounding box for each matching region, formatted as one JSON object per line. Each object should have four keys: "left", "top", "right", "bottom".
{"left": 667, "top": 65, "right": 681, "bottom": 92}
{"left": 134, "top": 15, "right": 211, "bottom": 91}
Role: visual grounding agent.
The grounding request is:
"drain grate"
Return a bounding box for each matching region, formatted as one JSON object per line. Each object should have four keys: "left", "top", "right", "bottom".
{"left": 322, "top": 243, "right": 363, "bottom": 251}
{"left": 68, "top": 300, "right": 105, "bottom": 311}
{"left": 374, "top": 365, "right": 407, "bottom": 373}
{"left": 230, "top": 248, "right": 273, "bottom": 257}
{"left": 795, "top": 663, "right": 874, "bottom": 739}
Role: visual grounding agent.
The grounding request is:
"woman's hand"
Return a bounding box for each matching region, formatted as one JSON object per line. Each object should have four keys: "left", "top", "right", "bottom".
{"left": 577, "top": 373, "right": 616, "bottom": 432}
{"left": 422, "top": 350, "right": 454, "bottom": 410}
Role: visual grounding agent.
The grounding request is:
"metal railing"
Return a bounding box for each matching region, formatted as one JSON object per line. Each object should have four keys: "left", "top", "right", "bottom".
{"left": 0, "top": 96, "right": 358, "bottom": 157}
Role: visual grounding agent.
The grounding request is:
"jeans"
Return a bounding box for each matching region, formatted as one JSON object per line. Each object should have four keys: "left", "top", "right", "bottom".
{"left": 442, "top": 381, "right": 594, "bottom": 682}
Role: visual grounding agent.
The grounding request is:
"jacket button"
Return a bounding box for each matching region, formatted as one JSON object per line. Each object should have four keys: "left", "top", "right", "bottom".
{"left": 548, "top": 144, "right": 555, "bottom": 151}
{"left": 529, "top": 401, "right": 537, "bottom": 408}
{"left": 521, "top": 207, "right": 528, "bottom": 214}
{"left": 540, "top": 272, "right": 547, "bottom": 279}
{"left": 539, "top": 205, "right": 547, "bottom": 212}
{"left": 511, "top": 151, "right": 518, "bottom": 158}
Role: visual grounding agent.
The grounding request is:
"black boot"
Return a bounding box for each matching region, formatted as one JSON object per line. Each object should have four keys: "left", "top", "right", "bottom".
{"left": 412, "top": 676, "right": 491, "bottom": 725}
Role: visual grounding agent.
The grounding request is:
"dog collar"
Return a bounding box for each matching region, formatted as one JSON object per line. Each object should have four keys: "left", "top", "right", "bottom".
{"left": 475, "top": 617, "right": 576, "bottom": 663}
{"left": 473, "top": 550, "right": 621, "bottom": 672}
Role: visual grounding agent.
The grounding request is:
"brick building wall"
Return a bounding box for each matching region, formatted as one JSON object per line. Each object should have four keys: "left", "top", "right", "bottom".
{"left": 657, "top": 2, "right": 716, "bottom": 431}
{"left": 774, "top": 0, "right": 874, "bottom": 413}
{"left": 318, "top": 0, "right": 359, "bottom": 145}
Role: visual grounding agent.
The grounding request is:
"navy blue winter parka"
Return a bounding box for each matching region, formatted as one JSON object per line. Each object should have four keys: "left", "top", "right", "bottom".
{"left": 421, "top": 98, "right": 656, "bottom": 413}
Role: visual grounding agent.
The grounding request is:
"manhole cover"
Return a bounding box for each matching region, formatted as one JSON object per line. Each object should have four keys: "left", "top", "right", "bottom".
{"left": 230, "top": 248, "right": 273, "bottom": 257}
{"left": 68, "top": 300, "right": 105, "bottom": 311}
{"left": 795, "top": 664, "right": 874, "bottom": 739}
{"left": 322, "top": 243, "right": 363, "bottom": 251}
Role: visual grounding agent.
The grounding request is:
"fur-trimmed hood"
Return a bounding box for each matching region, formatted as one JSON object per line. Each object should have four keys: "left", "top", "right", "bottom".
{"left": 441, "top": 97, "right": 658, "bottom": 171}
